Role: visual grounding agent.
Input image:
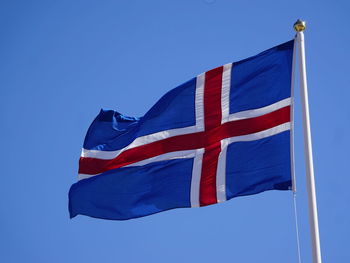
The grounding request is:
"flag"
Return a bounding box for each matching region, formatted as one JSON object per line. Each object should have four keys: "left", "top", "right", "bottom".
{"left": 69, "top": 40, "right": 294, "bottom": 220}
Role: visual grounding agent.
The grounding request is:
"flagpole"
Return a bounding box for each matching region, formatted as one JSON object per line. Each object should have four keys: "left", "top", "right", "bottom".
{"left": 294, "top": 20, "right": 322, "bottom": 263}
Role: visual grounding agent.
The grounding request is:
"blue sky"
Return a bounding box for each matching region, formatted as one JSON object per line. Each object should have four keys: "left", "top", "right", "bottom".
{"left": 1, "top": 1, "right": 349, "bottom": 262}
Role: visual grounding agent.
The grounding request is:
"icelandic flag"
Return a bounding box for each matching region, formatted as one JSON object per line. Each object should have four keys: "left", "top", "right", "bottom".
{"left": 69, "top": 40, "right": 295, "bottom": 220}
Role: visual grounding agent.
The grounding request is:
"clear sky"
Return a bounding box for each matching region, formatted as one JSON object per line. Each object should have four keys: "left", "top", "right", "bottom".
{"left": 1, "top": 1, "right": 349, "bottom": 262}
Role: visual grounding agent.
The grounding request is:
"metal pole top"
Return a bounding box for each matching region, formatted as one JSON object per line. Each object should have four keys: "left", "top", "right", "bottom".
{"left": 294, "top": 19, "right": 306, "bottom": 32}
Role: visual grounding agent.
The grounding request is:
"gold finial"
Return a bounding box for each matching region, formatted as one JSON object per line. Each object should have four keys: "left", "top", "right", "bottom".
{"left": 294, "top": 19, "right": 306, "bottom": 32}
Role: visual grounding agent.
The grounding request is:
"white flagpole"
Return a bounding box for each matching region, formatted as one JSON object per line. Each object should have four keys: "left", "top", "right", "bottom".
{"left": 294, "top": 20, "right": 322, "bottom": 263}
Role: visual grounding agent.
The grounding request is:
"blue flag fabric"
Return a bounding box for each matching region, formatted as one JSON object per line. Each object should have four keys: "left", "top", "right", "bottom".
{"left": 69, "top": 40, "right": 294, "bottom": 220}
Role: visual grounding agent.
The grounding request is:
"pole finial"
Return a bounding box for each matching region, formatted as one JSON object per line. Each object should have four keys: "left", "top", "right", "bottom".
{"left": 294, "top": 19, "right": 306, "bottom": 32}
